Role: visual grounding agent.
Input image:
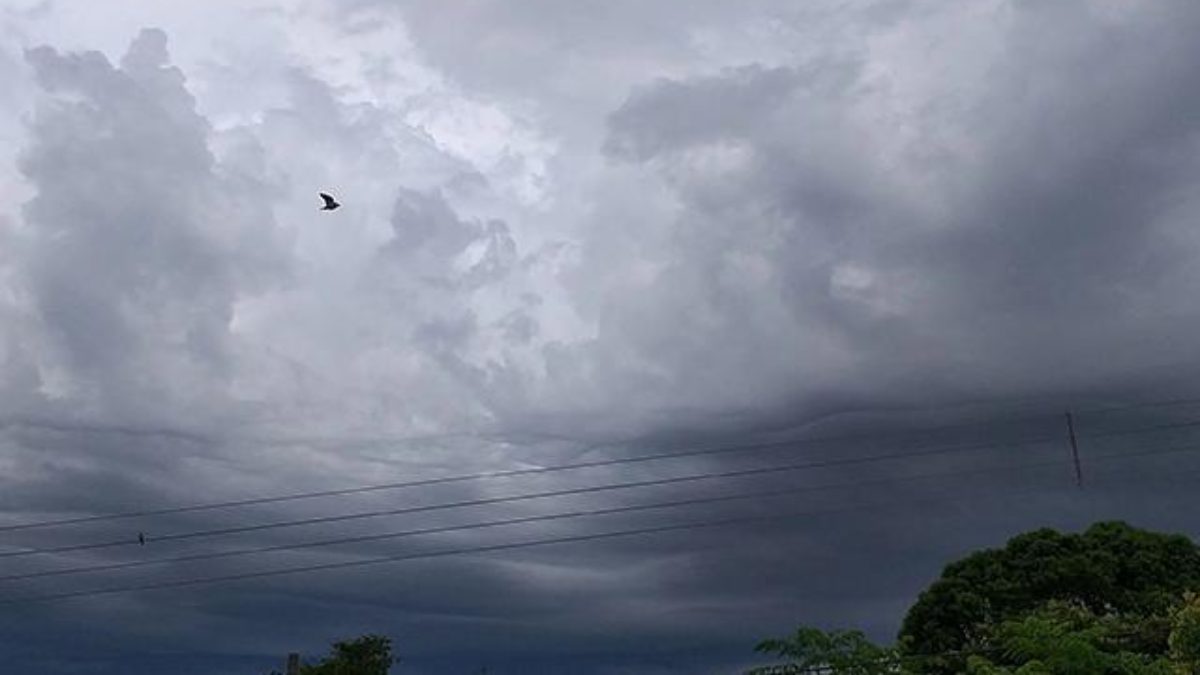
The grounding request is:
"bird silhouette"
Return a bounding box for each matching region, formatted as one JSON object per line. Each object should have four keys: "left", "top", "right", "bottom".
{"left": 138, "top": 532, "right": 146, "bottom": 546}
{"left": 319, "top": 192, "right": 340, "bottom": 211}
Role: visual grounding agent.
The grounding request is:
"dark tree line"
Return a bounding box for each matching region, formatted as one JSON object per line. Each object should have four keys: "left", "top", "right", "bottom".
{"left": 268, "top": 635, "right": 396, "bottom": 675}
{"left": 751, "top": 521, "right": 1200, "bottom": 674}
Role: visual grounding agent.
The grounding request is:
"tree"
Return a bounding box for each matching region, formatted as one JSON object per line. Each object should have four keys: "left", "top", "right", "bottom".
{"left": 747, "top": 627, "right": 901, "bottom": 674}
{"left": 948, "top": 592, "right": 1200, "bottom": 674}
{"left": 298, "top": 635, "right": 396, "bottom": 675}
{"left": 898, "top": 521, "right": 1200, "bottom": 673}
{"left": 751, "top": 522, "right": 1200, "bottom": 674}
{"left": 959, "top": 600, "right": 1172, "bottom": 675}
{"left": 1168, "top": 592, "right": 1200, "bottom": 673}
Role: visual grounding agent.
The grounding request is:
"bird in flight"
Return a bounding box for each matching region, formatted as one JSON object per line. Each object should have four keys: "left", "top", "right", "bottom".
{"left": 319, "top": 192, "right": 341, "bottom": 211}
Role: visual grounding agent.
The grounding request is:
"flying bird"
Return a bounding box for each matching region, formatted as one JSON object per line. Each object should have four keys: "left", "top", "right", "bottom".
{"left": 319, "top": 192, "right": 341, "bottom": 211}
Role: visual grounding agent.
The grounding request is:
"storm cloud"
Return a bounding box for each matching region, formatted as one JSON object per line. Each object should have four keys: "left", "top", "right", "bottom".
{"left": 3, "top": 2, "right": 1200, "bottom": 673}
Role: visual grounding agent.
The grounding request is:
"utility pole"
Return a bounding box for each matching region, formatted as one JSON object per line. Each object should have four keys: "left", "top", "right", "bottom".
{"left": 286, "top": 653, "right": 300, "bottom": 675}
{"left": 1065, "top": 411, "right": 1083, "bottom": 488}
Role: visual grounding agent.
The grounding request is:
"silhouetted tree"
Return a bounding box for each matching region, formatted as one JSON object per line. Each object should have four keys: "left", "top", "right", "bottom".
{"left": 750, "top": 522, "right": 1200, "bottom": 674}
{"left": 747, "top": 627, "right": 900, "bottom": 674}
{"left": 899, "top": 521, "right": 1200, "bottom": 673}
{"left": 298, "top": 635, "right": 396, "bottom": 675}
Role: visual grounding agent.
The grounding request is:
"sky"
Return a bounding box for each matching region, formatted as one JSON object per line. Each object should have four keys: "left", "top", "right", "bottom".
{"left": 3, "top": 1, "right": 1200, "bottom": 673}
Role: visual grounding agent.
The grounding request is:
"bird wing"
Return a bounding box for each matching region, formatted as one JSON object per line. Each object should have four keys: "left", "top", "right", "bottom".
{"left": 319, "top": 193, "right": 337, "bottom": 207}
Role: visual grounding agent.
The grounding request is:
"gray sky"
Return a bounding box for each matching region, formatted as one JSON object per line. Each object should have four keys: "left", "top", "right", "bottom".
{"left": 3, "top": 1, "right": 1200, "bottom": 673}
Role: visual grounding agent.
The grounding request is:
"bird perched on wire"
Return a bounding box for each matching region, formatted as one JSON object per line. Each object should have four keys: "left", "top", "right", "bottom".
{"left": 319, "top": 192, "right": 341, "bottom": 211}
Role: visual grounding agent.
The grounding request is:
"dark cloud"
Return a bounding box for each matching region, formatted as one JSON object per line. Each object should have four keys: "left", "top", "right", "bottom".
{"left": 4, "top": 3, "right": 1200, "bottom": 674}
{"left": 594, "top": 2, "right": 1200, "bottom": 416}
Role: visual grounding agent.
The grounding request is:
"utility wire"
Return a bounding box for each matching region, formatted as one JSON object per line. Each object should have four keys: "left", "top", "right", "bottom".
{"left": 4, "top": 419, "right": 1199, "bottom": 560}
{"left": 1, "top": 441, "right": 1186, "bottom": 584}
{"left": 0, "top": 434, "right": 1070, "bottom": 559}
{"left": 1, "top": 414, "right": 1061, "bottom": 533}
{"left": 0, "top": 455, "right": 1074, "bottom": 582}
{"left": 0, "top": 480, "right": 1074, "bottom": 606}
{"left": 4, "top": 414, "right": 1199, "bottom": 536}
{"left": 0, "top": 447, "right": 1175, "bottom": 608}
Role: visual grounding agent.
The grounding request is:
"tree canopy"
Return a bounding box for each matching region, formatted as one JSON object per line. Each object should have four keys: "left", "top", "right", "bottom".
{"left": 747, "top": 627, "right": 900, "bottom": 674}
{"left": 899, "top": 521, "right": 1200, "bottom": 673}
{"left": 297, "top": 635, "right": 395, "bottom": 675}
{"left": 751, "top": 521, "right": 1200, "bottom": 674}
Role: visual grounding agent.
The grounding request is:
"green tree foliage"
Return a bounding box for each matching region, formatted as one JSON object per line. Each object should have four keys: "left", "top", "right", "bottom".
{"left": 1168, "top": 593, "right": 1200, "bottom": 673}
{"left": 753, "top": 522, "right": 1200, "bottom": 674}
{"left": 298, "top": 635, "right": 396, "bottom": 675}
{"left": 898, "top": 521, "right": 1200, "bottom": 673}
{"left": 746, "top": 627, "right": 901, "bottom": 674}
{"left": 960, "top": 601, "right": 1172, "bottom": 675}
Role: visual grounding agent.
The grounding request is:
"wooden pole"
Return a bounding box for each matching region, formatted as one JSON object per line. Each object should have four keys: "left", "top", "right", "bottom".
{"left": 1065, "top": 411, "right": 1083, "bottom": 488}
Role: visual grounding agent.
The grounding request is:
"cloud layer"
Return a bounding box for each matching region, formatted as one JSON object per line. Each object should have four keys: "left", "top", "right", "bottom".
{"left": 3, "top": 2, "right": 1200, "bottom": 673}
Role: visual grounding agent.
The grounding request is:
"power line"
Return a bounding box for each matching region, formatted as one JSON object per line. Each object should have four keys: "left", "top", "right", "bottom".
{"left": 0, "top": 455, "right": 1074, "bottom": 583}
{"left": 0, "top": 478, "right": 1076, "bottom": 606}
{"left": 4, "top": 413, "right": 1199, "bottom": 536}
{"left": 4, "top": 418, "right": 1199, "bottom": 559}
{"left": 0, "top": 432, "right": 1073, "bottom": 559}
{"left": 2, "top": 441, "right": 1196, "bottom": 585}
{"left": 6, "top": 441, "right": 1188, "bottom": 608}
{"left": 1, "top": 413, "right": 1060, "bottom": 533}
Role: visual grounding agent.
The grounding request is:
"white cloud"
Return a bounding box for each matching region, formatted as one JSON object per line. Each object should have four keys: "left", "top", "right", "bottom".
{"left": 7, "top": 29, "right": 287, "bottom": 425}
{"left": 2, "top": 0, "right": 1199, "bottom": 490}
